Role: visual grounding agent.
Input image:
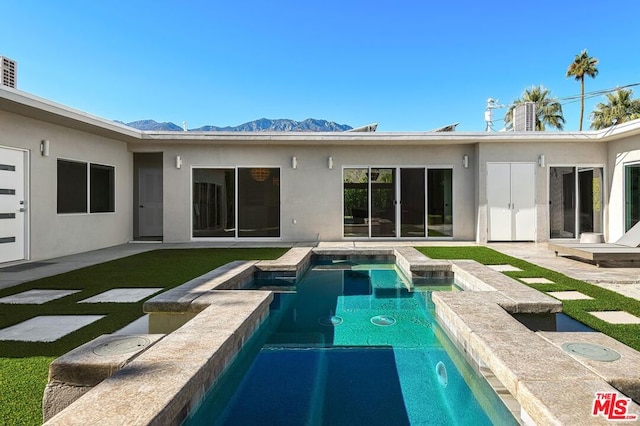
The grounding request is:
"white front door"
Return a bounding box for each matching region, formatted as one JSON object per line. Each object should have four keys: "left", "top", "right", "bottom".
{"left": 138, "top": 168, "right": 163, "bottom": 237}
{"left": 0, "top": 147, "right": 26, "bottom": 263}
{"left": 487, "top": 163, "right": 512, "bottom": 240}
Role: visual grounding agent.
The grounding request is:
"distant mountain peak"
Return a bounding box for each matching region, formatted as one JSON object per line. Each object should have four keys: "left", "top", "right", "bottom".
{"left": 122, "top": 118, "right": 352, "bottom": 132}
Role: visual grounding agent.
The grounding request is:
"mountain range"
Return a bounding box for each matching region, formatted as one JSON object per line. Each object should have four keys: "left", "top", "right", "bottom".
{"left": 120, "top": 118, "right": 352, "bottom": 132}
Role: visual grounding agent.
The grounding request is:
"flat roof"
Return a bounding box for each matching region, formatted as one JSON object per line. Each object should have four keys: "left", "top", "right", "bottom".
{"left": 2, "top": 86, "right": 640, "bottom": 146}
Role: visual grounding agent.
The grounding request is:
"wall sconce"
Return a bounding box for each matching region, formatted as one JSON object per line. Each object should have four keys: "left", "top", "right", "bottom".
{"left": 462, "top": 155, "right": 469, "bottom": 169}
{"left": 328, "top": 156, "right": 334, "bottom": 169}
{"left": 40, "top": 140, "right": 50, "bottom": 157}
{"left": 175, "top": 155, "right": 182, "bottom": 169}
{"left": 538, "top": 154, "right": 545, "bottom": 167}
{"left": 292, "top": 156, "right": 297, "bottom": 169}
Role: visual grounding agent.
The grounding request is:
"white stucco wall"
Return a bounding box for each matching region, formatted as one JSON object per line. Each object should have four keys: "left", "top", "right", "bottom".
{"left": 607, "top": 133, "right": 640, "bottom": 241}
{"left": 135, "top": 141, "right": 477, "bottom": 242}
{"left": 476, "top": 141, "right": 608, "bottom": 243}
{"left": 0, "top": 110, "right": 133, "bottom": 261}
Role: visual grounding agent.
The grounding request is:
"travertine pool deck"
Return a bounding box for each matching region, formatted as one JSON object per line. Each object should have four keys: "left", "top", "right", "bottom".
{"left": 43, "top": 246, "right": 640, "bottom": 425}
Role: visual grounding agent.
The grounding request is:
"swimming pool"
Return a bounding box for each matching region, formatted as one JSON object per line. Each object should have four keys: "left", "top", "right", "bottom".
{"left": 183, "top": 261, "right": 517, "bottom": 425}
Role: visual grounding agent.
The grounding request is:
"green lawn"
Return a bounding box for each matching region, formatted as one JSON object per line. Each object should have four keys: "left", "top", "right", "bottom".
{"left": 0, "top": 247, "right": 288, "bottom": 426}
{"left": 417, "top": 246, "right": 640, "bottom": 352}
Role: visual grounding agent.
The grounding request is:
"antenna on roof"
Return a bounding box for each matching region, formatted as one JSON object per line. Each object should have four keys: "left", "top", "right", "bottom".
{"left": 484, "top": 98, "right": 504, "bottom": 132}
{"left": 182, "top": 121, "right": 187, "bottom": 131}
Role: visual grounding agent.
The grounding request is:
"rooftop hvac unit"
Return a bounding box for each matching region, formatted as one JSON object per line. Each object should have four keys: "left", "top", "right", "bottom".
{"left": 0, "top": 56, "right": 17, "bottom": 88}
{"left": 513, "top": 102, "right": 535, "bottom": 131}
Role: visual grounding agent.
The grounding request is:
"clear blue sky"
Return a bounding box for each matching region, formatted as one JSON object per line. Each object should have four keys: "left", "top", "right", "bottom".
{"left": 2, "top": 1, "right": 639, "bottom": 131}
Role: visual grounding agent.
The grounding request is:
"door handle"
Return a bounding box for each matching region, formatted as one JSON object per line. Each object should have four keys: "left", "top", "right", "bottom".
{"left": 139, "top": 205, "right": 144, "bottom": 208}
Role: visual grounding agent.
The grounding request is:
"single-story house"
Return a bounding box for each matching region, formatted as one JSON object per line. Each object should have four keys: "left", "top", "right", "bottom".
{"left": 2, "top": 86, "right": 640, "bottom": 264}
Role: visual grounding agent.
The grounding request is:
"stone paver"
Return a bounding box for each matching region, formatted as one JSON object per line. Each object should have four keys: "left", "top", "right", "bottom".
{"left": 0, "top": 289, "right": 80, "bottom": 304}
{"left": 487, "top": 264, "right": 523, "bottom": 272}
{"left": 589, "top": 311, "right": 640, "bottom": 324}
{"left": 547, "top": 291, "right": 594, "bottom": 300}
{"left": 78, "top": 288, "right": 162, "bottom": 303}
{"left": 520, "top": 277, "right": 554, "bottom": 284}
{"left": 0, "top": 315, "right": 105, "bottom": 342}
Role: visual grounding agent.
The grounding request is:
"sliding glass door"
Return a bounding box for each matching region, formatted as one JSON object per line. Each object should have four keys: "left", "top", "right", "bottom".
{"left": 343, "top": 168, "right": 369, "bottom": 237}
{"left": 343, "top": 167, "right": 452, "bottom": 238}
{"left": 371, "top": 168, "right": 396, "bottom": 237}
{"left": 549, "top": 166, "right": 603, "bottom": 238}
{"left": 625, "top": 163, "right": 640, "bottom": 231}
{"left": 192, "top": 167, "right": 280, "bottom": 238}
{"left": 427, "top": 169, "right": 453, "bottom": 237}
{"left": 400, "top": 168, "right": 425, "bottom": 237}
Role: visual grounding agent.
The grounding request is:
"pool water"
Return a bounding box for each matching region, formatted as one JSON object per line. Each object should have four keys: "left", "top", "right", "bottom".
{"left": 184, "top": 263, "right": 517, "bottom": 425}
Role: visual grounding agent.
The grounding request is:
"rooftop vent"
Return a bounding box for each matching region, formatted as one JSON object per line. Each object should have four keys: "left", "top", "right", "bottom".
{"left": 0, "top": 56, "right": 17, "bottom": 88}
{"left": 513, "top": 102, "right": 535, "bottom": 131}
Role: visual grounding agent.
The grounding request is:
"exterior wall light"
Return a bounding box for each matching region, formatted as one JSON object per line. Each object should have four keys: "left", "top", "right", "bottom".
{"left": 292, "top": 156, "right": 297, "bottom": 169}
{"left": 462, "top": 155, "right": 469, "bottom": 168}
{"left": 328, "top": 156, "right": 334, "bottom": 169}
{"left": 40, "top": 140, "right": 50, "bottom": 157}
{"left": 175, "top": 155, "right": 182, "bottom": 169}
{"left": 538, "top": 154, "right": 545, "bottom": 167}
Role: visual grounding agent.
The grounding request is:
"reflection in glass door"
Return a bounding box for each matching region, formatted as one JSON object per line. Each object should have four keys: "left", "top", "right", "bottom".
{"left": 343, "top": 167, "right": 452, "bottom": 238}
{"left": 400, "top": 168, "right": 425, "bottom": 237}
{"left": 578, "top": 168, "right": 603, "bottom": 234}
{"left": 427, "top": 169, "right": 453, "bottom": 237}
{"left": 192, "top": 167, "right": 280, "bottom": 238}
{"left": 343, "top": 168, "right": 369, "bottom": 237}
{"left": 371, "top": 168, "right": 396, "bottom": 237}
{"left": 192, "top": 169, "right": 235, "bottom": 238}
{"left": 626, "top": 164, "right": 640, "bottom": 231}
{"left": 550, "top": 166, "right": 604, "bottom": 238}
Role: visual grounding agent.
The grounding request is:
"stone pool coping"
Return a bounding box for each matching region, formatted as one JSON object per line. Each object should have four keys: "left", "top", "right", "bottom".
{"left": 44, "top": 246, "right": 640, "bottom": 425}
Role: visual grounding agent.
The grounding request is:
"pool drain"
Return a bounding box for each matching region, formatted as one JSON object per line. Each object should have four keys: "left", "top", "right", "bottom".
{"left": 370, "top": 315, "right": 396, "bottom": 326}
{"left": 93, "top": 336, "right": 151, "bottom": 356}
{"left": 561, "top": 342, "right": 621, "bottom": 362}
{"left": 318, "top": 316, "right": 343, "bottom": 327}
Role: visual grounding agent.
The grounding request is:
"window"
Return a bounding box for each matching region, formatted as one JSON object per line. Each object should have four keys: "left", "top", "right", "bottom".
{"left": 57, "top": 160, "right": 87, "bottom": 213}
{"left": 90, "top": 164, "right": 115, "bottom": 213}
{"left": 57, "top": 159, "right": 115, "bottom": 214}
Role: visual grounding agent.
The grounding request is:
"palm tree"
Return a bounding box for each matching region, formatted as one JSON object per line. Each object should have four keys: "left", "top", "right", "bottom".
{"left": 504, "top": 85, "right": 565, "bottom": 131}
{"left": 590, "top": 88, "right": 640, "bottom": 130}
{"left": 567, "top": 50, "right": 599, "bottom": 131}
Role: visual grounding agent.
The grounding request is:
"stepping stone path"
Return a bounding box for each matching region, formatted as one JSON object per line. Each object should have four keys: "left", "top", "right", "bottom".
{"left": 547, "top": 291, "right": 594, "bottom": 300}
{"left": 487, "top": 264, "right": 523, "bottom": 272}
{"left": 0, "top": 315, "right": 105, "bottom": 342}
{"left": 0, "top": 287, "right": 163, "bottom": 342}
{"left": 0, "top": 289, "right": 80, "bottom": 304}
{"left": 521, "top": 277, "right": 554, "bottom": 284}
{"left": 589, "top": 311, "right": 640, "bottom": 324}
{"left": 79, "top": 288, "right": 163, "bottom": 303}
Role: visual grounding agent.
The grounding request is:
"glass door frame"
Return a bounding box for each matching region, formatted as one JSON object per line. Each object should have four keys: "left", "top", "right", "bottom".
{"left": 342, "top": 165, "right": 454, "bottom": 239}
{"left": 548, "top": 163, "right": 606, "bottom": 239}
{"left": 624, "top": 161, "right": 640, "bottom": 232}
{"left": 191, "top": 166, "right": 282, "bottom": 240}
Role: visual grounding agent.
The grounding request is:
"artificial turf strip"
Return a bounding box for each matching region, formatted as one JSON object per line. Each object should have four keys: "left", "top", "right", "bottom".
{"left": 0, "top": 248, "right": 288, "bottom": 425}
{"left": 0, "top": 247, "right": 288, "bottom": 358}
{"left": 0, "top": 357, "right": 53, "bottom": 426}
{"left": 417, "top": 246, "right": 640, "bottom": 352}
